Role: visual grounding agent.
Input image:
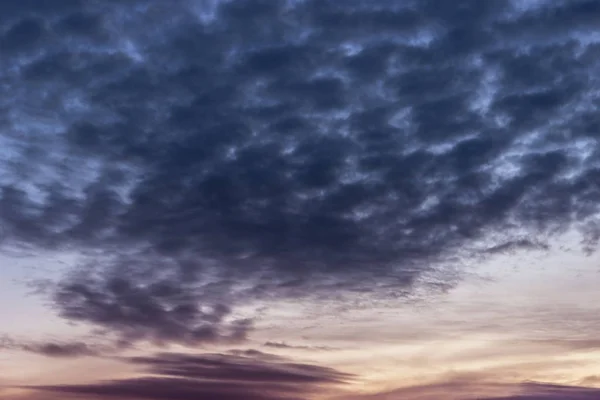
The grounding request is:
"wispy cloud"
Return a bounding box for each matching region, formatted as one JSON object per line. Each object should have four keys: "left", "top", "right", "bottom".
{"left": 341, "top": 378, "right": 600, "bottom": 400}
{"left": 263, "top": 341, "right": 335, "bottom": 351}
{"left": 1, "top": 336, "right": 101, "bottom": 358}
{"left": 484, "top": 382, "right": 600, "bottom": 400}
{"left": 24, "top": 350, "right": 354, "bottom": 400}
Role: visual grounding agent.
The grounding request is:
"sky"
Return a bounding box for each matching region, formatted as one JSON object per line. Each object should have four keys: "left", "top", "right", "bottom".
{"left": 1, "top": 0, "right": 600, "bottom": 399}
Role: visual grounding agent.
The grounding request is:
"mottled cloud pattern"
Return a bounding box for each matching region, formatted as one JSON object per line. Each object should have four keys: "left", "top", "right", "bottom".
{"left": 1, "top": 0, "right": 600, "bottom": 345}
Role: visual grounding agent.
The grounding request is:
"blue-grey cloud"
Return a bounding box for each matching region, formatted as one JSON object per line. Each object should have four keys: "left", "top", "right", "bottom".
{"left": 1, "top": 0, "right": 600, "bottom": 346}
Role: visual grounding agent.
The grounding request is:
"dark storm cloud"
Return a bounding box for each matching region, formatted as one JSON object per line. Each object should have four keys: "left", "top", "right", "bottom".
{"left": 28, "top": 350, "right": 353, "bottom": 400}
{"left": 2, "top": 0, "right": 600, "bottom": 345}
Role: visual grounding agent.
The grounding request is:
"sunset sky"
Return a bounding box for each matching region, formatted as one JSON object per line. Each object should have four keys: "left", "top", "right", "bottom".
{"left": 2, "top": 1, "right": 600, "bottom": 399}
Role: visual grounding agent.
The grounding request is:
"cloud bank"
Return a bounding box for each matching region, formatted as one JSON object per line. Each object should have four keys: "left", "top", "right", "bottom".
{"left": 1, "top": 0, "right": 600, "bottom": 346}
{"left": 27, "top": 350, "right": 353, "bottom": 400}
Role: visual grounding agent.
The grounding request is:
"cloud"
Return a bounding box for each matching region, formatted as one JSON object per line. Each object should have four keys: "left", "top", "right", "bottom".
{"left": 52, "top": 271, "right": 254, "bottom": 346}
{"left": 227, "top": 348, "right": 286, "bottom": 360}
{"left": 19, "top": 341, "right": 100, "bottom": 358}
{"left": 263, "top": 341, "right": 335, "bottom": 351}
{"left": 0, "top": 336, "right": 102, "bottom": 358}
{"left": 484, "top": 382, "right": 600, "bottom": 400}
{"left": 579, "top": 375, "right": 600, "bottom": 386}
{"left": 339, "top": 375, "right": 512, "bottom": 400}
{"left": 26, "top": 350, "right": 354, "bottom": 400}
{"left": 1, "top": 0, "right": 600, "bottom": 346}
{"left": 341, "top": 379, "right": 600, "bottom": 400}
{"left": 481, "top": 239, "right": 550, "bottom": 255}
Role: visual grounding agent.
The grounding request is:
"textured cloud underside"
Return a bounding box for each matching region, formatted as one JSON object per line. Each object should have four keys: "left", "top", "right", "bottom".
{"left": 1, "top": 0, "right": 600, "bottom": 345}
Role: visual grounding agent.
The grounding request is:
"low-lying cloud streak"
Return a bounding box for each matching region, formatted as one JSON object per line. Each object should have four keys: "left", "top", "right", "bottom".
{"left": 24, "top": 350, "right": 353, "bottom": 400}
{"left": 1, "top": 0, "right": 600, "bottom": 353}
{"left": 342, "top": 380, "right": 600, "bottom": 400}
{"left": 1, "top": 336, "right": 101, "bottom": 357}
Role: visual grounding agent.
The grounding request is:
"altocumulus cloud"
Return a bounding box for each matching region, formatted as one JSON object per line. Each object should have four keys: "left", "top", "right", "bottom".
{"left": 1, "top": 0, "right": 600, "bottom": 346}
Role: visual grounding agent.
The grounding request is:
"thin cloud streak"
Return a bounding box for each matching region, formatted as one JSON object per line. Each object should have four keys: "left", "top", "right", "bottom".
{"left": 23, "top": 350, "right": 354, "bottom": 400}
{"left": 340, "top": 379, "right": 600, "bottom": 400}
